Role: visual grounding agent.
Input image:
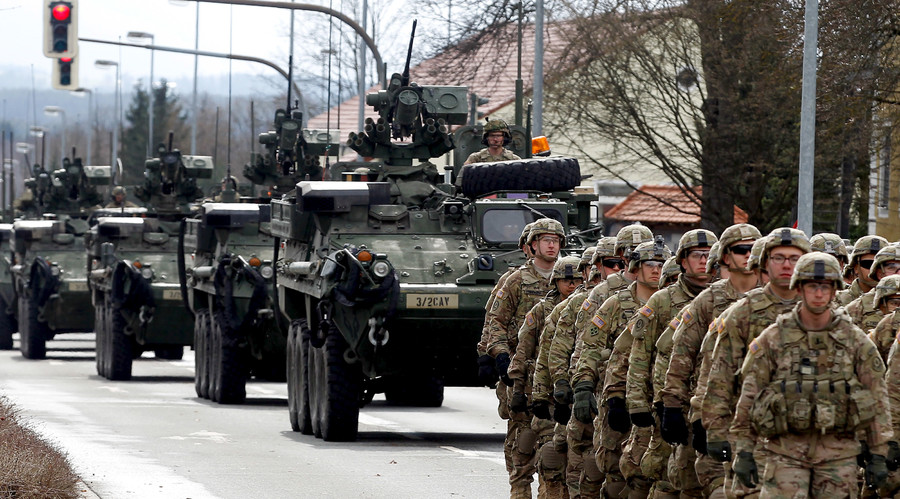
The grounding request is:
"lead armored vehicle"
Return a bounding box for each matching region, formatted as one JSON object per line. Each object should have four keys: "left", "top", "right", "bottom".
{"left": 0, "top": 224, "right": 14, "bottom": 350}
{"left": 273, "top": 25, "right": 594, "bottom": 441}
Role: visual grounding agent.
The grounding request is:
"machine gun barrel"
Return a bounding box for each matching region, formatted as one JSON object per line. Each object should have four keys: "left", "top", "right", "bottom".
{"left": 401, "top": 20, "right": 417, "bottom": 86}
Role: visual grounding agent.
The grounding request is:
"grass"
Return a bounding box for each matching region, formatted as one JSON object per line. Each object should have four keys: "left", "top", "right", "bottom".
{"left": 0, "top": 395, "right": 80, "bottom": 498}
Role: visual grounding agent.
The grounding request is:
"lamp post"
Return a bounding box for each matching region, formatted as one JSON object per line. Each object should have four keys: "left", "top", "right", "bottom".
{"left": 43, "top": 106, "right": 67, "bottom": 167}
{"left": 95, "top": 60, "right": 120, "bottom": 168}
{"left": 127, "top": 31, "right": 156, "bottom": 157}
{"left": 71, "top": 88, "right": 94, "bottom": 165}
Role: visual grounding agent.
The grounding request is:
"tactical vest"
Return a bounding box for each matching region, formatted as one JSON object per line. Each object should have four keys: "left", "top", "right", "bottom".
{"left": 750, "top": 313, "right": 876, "bottom": 438}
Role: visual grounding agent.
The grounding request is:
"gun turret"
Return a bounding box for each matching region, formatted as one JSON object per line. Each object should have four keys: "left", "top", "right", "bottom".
{"left": 135, "top": 132, "right": 209, "bottom": 215}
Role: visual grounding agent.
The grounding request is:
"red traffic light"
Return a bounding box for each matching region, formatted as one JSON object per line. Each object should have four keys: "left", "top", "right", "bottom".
{"left": 60, "top": 57, "right": 72, "bottom": 63}
{"left": 51, "top": 3, "right": 71, "bottom": 22}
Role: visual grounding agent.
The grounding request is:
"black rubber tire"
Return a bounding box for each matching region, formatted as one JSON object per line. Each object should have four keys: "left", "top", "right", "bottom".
{"left": 0, "top": 296, "right": 15, "bottom": 350}
{"left": 210, "top": 309, "right": 246, "bottom": 404}
{"left": 107, "top": 303, "right": 134, "bottom": 381}
{"left": 208, "top": 314, "right": 221, "bottom": 403}
{"left": 287, "top": 320, "right": 313, "bottom": 434}
{"left": 194, "top": 309, "right": 211, "bottom": 399}
{"left": 18, "top": 294, "right": 47, "bottom": 360}
{"left": 94, "top": 303, "right": 107, "bottom": 377}
{"left": 287, "top": 322, "right": 300, "bottom": 431}
{"left": 460, "top": 156, "right": 582, "bottom": 198}
{"left": 154, "top": 346, "right": 184, "bottom": 360}
{"left": 308, "top": 326, "right": 362, "bottom": 442}
{"left": 384, "top": 375, "right": 445, "bottom": 408}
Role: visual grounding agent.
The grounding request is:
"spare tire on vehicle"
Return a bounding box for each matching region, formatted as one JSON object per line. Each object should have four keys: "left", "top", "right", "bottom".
{"left": 460, "top": 157, "right": 581, "bottom": 198}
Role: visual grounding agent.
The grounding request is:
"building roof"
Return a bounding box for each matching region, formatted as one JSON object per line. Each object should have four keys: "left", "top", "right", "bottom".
{"left": 604, "top": 185, "right": 748, "bottom": 224}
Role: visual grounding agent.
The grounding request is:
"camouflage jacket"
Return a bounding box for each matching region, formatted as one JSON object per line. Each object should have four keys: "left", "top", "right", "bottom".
{"left": 464, "top": 147, "right": 520, "bottom": 165}
{"left": 836, "top": 279, "right": 866, "bottom": 307}
{"left": 485, "top": 262, "right": 553, "bottom": 358}
{"left": 508, "top": 291, "right": 565, "bottom": 395}
{"left": 626, "top": 275, "right": 702, "bottom": 413}
{"left": 477, "top": 265, "right": 520, "bottom": 356}
{"left": 689, "top": 322, "right": 720, "bottom": 423}
{"left": 844, "top": 289, "right": 882, "bottom": 333}
{"left": 547, "top": 288, "right": 592, "bottom": 387}
{"left": 869, "top": 310, "right": 900, "bottom": 365}
{"left": 701, "top": 283, "right": 799, "bottom": 443}
{"left": 573, "top": 281, "right": 642, "bottom": 394}
{"left": 530, "top": 297, "right": 572, "bottom": 402}
{"left": 731, "top": 306, "right": 890, "bottom": 462}
{"left": 885, "top": 337, "right": 900, "bottom": 443}
{"left": 659, "top": 279, "right": 750, "bottom": 410}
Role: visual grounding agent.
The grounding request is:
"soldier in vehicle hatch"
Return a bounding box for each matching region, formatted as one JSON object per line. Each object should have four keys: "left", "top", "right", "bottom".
{"left": 105, "top": 186, "right": 137, "bottom": 208}
{"left": 456, "top": 119, "right": 522, "bottom": 188}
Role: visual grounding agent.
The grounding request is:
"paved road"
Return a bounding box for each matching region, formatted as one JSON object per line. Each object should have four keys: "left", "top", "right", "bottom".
{"left": 0, "top": 333, "right": 513, "bottom": 498}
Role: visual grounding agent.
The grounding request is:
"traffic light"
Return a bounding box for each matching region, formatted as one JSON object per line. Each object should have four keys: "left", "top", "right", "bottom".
{"left": 43, "top": 0, "right": 78, "bottom": 58}
{"left": 51, "top": 56, "right": 79, "bottom": 90}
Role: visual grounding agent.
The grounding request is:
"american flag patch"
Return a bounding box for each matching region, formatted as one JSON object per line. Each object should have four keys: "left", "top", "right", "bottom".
{"left": 896, "top": 330, "right": 900, "bottom": 344}
{"left": 669, "top": 318, "right": 681, "bottom": 330}
{"left": 582, "top": 299, "right": 591, "bottom": 311}
{"left": 639, "top": 305, "right": 653, "bottom": 317}
{"left": 749, "top": 339, "right": 761, "bottom": 355}
{"left": 717, "top": 319, "right": 725, "bottom": 334}
{"left": 592, "top": 315, "right": 606, "bottom": 329}
{"left": 525, "top": 313, "right": 535, "bottom": 326}
{"left": 496, "top": 289, "right": 506, "bottom": 299}
{"left": 682, "top": 310, "right": 693, "bottom": 323}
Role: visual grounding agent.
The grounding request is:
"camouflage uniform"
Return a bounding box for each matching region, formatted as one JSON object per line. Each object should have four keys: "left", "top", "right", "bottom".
{"left": 871, "top": 311, "right": 900, "bottom": 365}
{"left": 844, "top": 290, "right": 882, "bottom": 332}
{"left": 836, "top": 235, "right": 889, "bottom": 306}
{"left": 880, "top": 336, "right": 900, "bottom": 496}
{"left": 464, "top": 147, "right": 521, "bottom": 165}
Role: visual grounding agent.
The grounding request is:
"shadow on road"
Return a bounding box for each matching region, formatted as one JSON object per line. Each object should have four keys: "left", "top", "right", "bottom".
{"left": 280, "top": 429, "right": 505, "bottom": 448}
{"left": 129, "top": 375, "right": 195, "bottom": 383}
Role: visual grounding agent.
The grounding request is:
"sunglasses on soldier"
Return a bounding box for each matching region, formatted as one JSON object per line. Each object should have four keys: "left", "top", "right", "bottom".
{"left": 602, "top": 258, "right": 625, "bottom": 270}
{"left": 729, "top": 244, "right": 754, "bottom": 255}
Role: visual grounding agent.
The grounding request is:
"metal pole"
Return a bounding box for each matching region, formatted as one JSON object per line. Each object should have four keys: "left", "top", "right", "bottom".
{"left": 113, "top": 63, "right": 120, "bottom": 168}
{"left": 191, "top": 2, "right": 199, "bottom": 154}
{"left": 357, "top": 0, "right": 367, "bottom": 157}
{"left": 149, "top": 38, "right": 155, "bottom": 156}
{"left": 60, "top": 111, "right": 67, "bottom": 166}
{"left": 88, "top": 89, "right": 94, "bottom": 164}
{"left": 533, "top": 0, "right": 544, "bottom": 136}
{"left": 797, "top": 0, "right": 818, "bottom": 235}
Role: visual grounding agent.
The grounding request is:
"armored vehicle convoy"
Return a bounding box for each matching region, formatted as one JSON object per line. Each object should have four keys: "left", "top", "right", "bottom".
{"left": 272, "top": 24, "right": 593, "bottom": 441}
{"left": 87, "top": 137, "right": 210, "bottom": 379}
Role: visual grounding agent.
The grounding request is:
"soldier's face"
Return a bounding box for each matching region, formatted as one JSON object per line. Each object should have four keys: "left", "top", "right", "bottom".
{"left": 639, "top": 260, "right": 663, "bottom": 283}
{"left": 487, "top": 132, "right": 505, "bottom": 147}
{"left": 766, "top": 246, "right": 805, "bottom": 289}
{"left": 556, "top": 277, "right": 582, "bottom": 297}
{"left": 856, "top": 255, "right": 875, "bottom": 282}
{"left": 875, "top": 260, "right": 900, "bottom": 281}
{"left": 683, "top": 246, "right": 711, "bottom": 277}
{"left": 533, "top": 235, "right": 561, "bottom": 261}
{"left": 724, "top": 240, "right": 755, "bottom": 270}
{"left": 800, "top": 280, "right": 835, "bottom": 312}
{"left": 882, "top": 296, "right": 900, "bottom": 315}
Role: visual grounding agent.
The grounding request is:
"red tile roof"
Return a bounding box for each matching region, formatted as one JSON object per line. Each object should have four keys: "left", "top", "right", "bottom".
{"left": 604, "top": 185, "right": 748, "bottom": 224}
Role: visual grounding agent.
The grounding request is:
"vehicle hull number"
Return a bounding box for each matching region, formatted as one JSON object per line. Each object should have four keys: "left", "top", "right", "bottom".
{"left": 405, "top": 294, "right": 458, "bottom": 309}
{"left": 162, "top": 289, "right": 182, "bottom": 300}
{"left": 68, "top": 281, "right": 88, "bottom": 291}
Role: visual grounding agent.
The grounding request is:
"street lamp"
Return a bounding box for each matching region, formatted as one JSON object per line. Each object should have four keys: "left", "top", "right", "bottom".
{"left": 127, "top": 31, "right": 155, "bottom": 157}
{"left": 95, "top": 60, "right": 120, "bottom": 168}
{"left": 71, "top": 88, "right": 94, "bottom": 165}
{"left": 43, "top": 105, "right": 67, "bottom": 167}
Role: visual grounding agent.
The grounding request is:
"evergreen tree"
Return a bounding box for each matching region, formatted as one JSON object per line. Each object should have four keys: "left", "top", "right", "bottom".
{"left": 121, "top": 79, "right": 188, "bottom": 185}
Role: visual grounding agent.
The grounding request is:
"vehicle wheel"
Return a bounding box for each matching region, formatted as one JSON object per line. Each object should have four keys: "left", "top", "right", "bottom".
{"left": 287, "top": 319, "right": 313, "bottom": 434}
{"left": 0, "top": 296, "right": 15, "bottom": 350}
{"left": 94, "top": 303, "right": 107, "bottom": 377}
{"left": 287, "top": 322, "right": 299, "bottom": 431}
{"left": 107, "top": 304, "right": 134, "bottom": 381}
{"left": 384, "top": 375, "right": 445, "bottom": 408}
{"left": 194, "top": 309, "right": 211, "bottom": 399}
{"left": 18, "top": 294, "right": 47, "bottom": 360}
{"left": 210, "top": 309, "right": 246, "bottom": 404}
{"left": 154, "top": 346, "right": 184, "bottom": 360}
{"left": 460, "top": 156, "right": 582, "bottom": 197}
{"left": 308, "top": 325, "right": 361, "bottom": 442}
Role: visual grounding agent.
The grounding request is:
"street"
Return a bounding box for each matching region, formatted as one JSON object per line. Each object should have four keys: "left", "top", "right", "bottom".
{"left": 0, "top": 333, "right": 511, "bottom": 498}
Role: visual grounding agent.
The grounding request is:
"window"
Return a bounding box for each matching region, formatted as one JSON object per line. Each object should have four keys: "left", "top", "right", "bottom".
{"left": 480, "top": 209, "right": 564, "bottom": 244}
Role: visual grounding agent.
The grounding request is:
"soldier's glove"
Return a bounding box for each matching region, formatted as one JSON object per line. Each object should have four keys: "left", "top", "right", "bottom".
{"left": 553, "top": 401, "right": 571, "bottom": 424}
{"left": 706, "top": 440, "right": 732, "bottom": 463}
{"left": 509, "top": 391, "right": 528, "bottom": 413}
{"left": 691, "top": 420, "right": 707, "bottom": 455}
{"left": 887, "top": 441, "right": 900, "bottom": 471}
{"left": 573, "top": 381, "right": 598, "bottom": 424}
{"left": 531, "top": 400, "right": 551, "bottom": 421}
{"left": 733, "top": 451, "right": 758, "bottom": 489}
{"left": 606, "top": 397, "right": 631, "bottom": 433}
{"left": 660, "top": 407, "right": 688, "bottom": 445}
{"left": 630, "top": 410, "right": 654, "bottom": 428}
{"left": 494, "top": 353, "right": 513, "bottom": 387}
{"left": 867, "top": 454, "right": 889, "bottom": 490}
{"left": 553, "top": 379, "right": 573, "bottom": 405}
{"left": 477, "top": 354, "right": 498, "bottom": 387}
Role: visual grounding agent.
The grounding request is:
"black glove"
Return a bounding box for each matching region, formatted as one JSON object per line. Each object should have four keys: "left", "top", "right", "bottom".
{"left": 509, "top": 391, "right": 528, "bottom": 413}
{"left": 573, "top": 382, "right": 598, "bottom": 424}
{"left": 887, "top": 441, "right": 900, "bottom": 471}
{"left": 553, "top": 379, "right": 573, "bottom": 405}
{"left": 867, "top": 454, "right": 889, "bottom": 490}
{"left": 859, "top": 440, "right": 872, "bottom": 468}
{"left": 607, "top": 397, "right": 631, "bottom": 433}
{"left": 532, "top": 400, "right": 551, "bottom": 421}
{"left": 477, "top": 354, "right": 497, "bottom": 386}
{"left": 553, "top": 401, "right": 571, "bottom": 424}
{"left": 495, "top": 353, "right": 512, "bottom": 387}
{"left": 654, "top": 401, "right": 665, "bottom": 421}
{"left": 630, "top": 410, "right": 654, "bottom": 428}
{"left": 660, "top": 407, "right": 688, "bottom": 445}
{"left": 706, "top": 440, "right": 732, "bottom": 463}
{"left": 733, "top": 451, "right": 758, "bottom": 489}
{"left": 691, "top": 420, "right": 707, "bottom": 455}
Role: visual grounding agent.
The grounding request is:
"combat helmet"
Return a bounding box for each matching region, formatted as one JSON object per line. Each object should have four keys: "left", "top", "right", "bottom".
{"left": 849, "top": 235, "right": 889, "bottom": 268}
{"left": 552, "top": 256, "right": 583, "bottom": 282}
{"left": 705, "top": 242, "right": 721, "bottom": 275}
{"left": 789, "top": 252, "right": 845, "bottom": 290}
{"left": 676, "top": 229, "right": 718, "bottom": 266}
{"left": 591, "top": 236, "right": 618, "bottom": 265}
{"left": 628, "top": 237, "right": 673, "bottom": 273}
{"left": 615, "top": 223, "right": 654, "bottom": 256}
{"left": 518, "top": 222, "right": 536, "bottom": 248}
{"left": 869, "top": 244, "right": 900, "bottom": 278}
{"left": 810, "top": 233, "right": 849, "bottom": 263}
{"left": 718, "top": 223, "right": 762, "bottom": 250}
{"left": 579, "top": 247, "right": 597, "bottom": 273}
{"left": 746, "top": 236, "right": 771, "bottom": 272}
{"left": 761, "top": 227, "right": 811, "bottom": 267}
{"left": 481, "top": 118, "right": 512, "bottom": 146}
{"left": 112, "top": 185, "right": 127, "bottom": 196}
{"left": 875, "top": 274, "right": 900, "bottom": 306}
{"left": 660, "top": 256, "right": 682, "bottom": 288}
{"left": 527, "top": 218, "right": 567, "bottom": 248}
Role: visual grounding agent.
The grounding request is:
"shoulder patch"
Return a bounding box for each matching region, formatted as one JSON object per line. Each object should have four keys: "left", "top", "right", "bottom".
{"left": 682, "top": 309, "right": 694, "bottom": 324}
{"left": 525, "top": 312, "right": 535, "bottom": 326}
{"left": 717, "top": 318, "right": 726, "bottom": 335}
{"left": 748, "top": 338, "right": 761, "bottom": 355}
{"left": 639, "top": 305, "right": 653, "bottom": 317}
{"left": 591, "top": 314, "right": 606, "bottom": 329}
{"left": 582, "top": 299, "right": 591, "bottom": 311}
{"left": 496, "top": 289, "right": 506, "bottom": 300}
{"left": 895, "top": 329, "right": 900, "bottom": 344}
{"left": 668, "top": 317, "right": 681, "bottom": 330}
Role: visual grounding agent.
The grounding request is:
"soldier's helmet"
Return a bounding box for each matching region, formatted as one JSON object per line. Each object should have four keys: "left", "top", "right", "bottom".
{"left": 628, "top": 237, "right": 673, "bottom": 272}
{"left": 875, "top": 275, "right": 900, "bottom": 306}
{"left": 591, "top": 236, "right": 618, "bottom": 265}
{"left": 676, "top": 229, "right": 718, "bottom": 265}
{"left": 761, "top": 227, "right": 811, "bottom": 267}
{"left": 849, "top": 235, "right": 889, "bottom": 268}
{"left": 481, "top": 118, "right": 512, "bottom": 146}
{"left": 221, "top": 175, "right": 239, "bottom": 190}
{"left": 869, "top": 244, "right": 900, "bottom": 278}
{"left": 719, "top": 223, "right": 762, "bottom": 250}
{"left": 579, "top": 247, "right": 597, "bottom": 272}
{"left": 518, "top": 222, "right": 536, "bottom": 248}
{"left": 705, "top": 242, "right": 721, "bottom": 275}
{"left": 552, "top": 256, "right": 583, "bottom": 282}
{"left": 112, "top": 185, "right": 126, "bottom": 196}
{"left": 527, "top": 218, "right": 567, "bottom": 248}
{"left": 660, "top": 256, "right": 682, "bottom": 287}
{"left": 810, "top": 233, "right": 849, "bottom": 264}
{"left": 746, "top": 236, "right": 771, "bottom": 271}
{"left": 789, "top": 252, "right": 845, "bottom": 290}
{"left": 615, "top": 223, "right": 654, "bottom": 256}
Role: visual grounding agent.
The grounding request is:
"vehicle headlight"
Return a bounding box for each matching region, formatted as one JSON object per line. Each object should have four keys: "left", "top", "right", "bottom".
{"left": 141, "top": 267, "right": 153, "bottom": 280}
{"left": 259, "top": 265, "right": 274, "bottom": 279}
{"left": 49, "top": 265, "right": 61, "bottom": 277}
{"left": 372, "top": 261, "right": 391, "bottom": 279}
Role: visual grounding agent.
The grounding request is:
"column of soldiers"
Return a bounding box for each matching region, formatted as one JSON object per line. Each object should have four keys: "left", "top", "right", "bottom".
{"left": 480, "top": 220, "right": 900, "bottom": 498}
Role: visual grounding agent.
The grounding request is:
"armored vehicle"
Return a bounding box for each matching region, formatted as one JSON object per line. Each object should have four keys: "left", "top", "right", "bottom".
{"left": 273, "top": 24, "right": 594, "bottom": 441}
{"left": 87, "top": 137, "right": 210, "bottom": 379}
{"left": 0, "top": 224, "right": 17, "bottom": 349}
{"left": 12, "top": 156, "right": 110, "bottom": 359}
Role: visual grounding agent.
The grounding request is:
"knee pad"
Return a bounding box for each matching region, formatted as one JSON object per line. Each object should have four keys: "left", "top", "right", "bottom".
{"left": 603, "top": 480, "right": 626, "bottom": 498}
{"left": 517, "top": 428, "right": 538, "bottom": 454}
{"left": 583, "top": 453, "right": 605, "bottom": 483}
{"left": 704, "top": 476, "right": 726, "bottom": 498}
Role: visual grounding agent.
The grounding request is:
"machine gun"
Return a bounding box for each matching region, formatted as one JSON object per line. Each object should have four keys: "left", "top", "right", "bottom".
{"left": 16, "top": 150, "right": 109, "bottom": 217}
{"left": 135, "top": 132, "right": 210, "bottom": 215}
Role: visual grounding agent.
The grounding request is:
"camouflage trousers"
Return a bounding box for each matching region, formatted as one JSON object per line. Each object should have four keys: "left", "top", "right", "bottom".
{"left": 694, "top": 453, "right": 726, "bottom": 499}
{"left": 621, "top": 426, "right": 652, "bottom": 497}
{"left": 593, "top": 405, "right": 628, "bottom": 497}
{"left": 565, "top": 415, "right": 602, "bottom": 498}
{"left": 497, "top": 383, "right": 513, "bottom": 474}
{"left": 507, "top": 415, "right": 538, "bottom": 498}
{"left": 758, "top": 453, "right": 858, "bottom": 498}
{"left": 640, "top": 434, "right": 673, "bottom": 493}
{"left": 534, "top": 416, "right": 568, "bottom": 499}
